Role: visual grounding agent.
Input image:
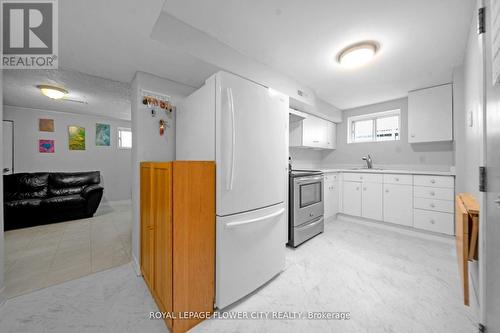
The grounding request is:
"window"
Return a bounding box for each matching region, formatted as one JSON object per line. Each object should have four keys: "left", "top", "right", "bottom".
{"left": 118, "top": 127, "right": 132, "bottom": 149}
{"left": 347, "top": 110, "right": 400, "bottom": 144}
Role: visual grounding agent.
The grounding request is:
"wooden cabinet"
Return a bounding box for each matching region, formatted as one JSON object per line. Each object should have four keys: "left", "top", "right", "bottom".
{"left": 324, "top": 173, "right": 339, "bottom": 220}
{"left": 342, "top": 181, "right": 362, "bottom": 216}
{"left": 289, "top": 113, "right": 336, "bottom": 149}
{"left": 408, "top": 84, "right": 453, "bottom": 143}
{"left": 383, "top": 183, "right": 413, "bottom": 226}
{"left": 362, "top": 182, "right": 383, "bottom": 220}
{"left": 140, "top": 161, "right": 215, "bottom": 333}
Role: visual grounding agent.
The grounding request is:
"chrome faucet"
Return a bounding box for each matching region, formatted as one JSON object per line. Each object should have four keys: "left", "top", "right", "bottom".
{"left": 362, "top": 155, "right": 373, "bottom": 169}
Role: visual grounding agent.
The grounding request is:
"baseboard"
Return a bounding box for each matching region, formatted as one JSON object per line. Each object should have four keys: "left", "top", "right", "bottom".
{"left": 336, "top": 214, "right": 455, "bottom": 244}
{"left": 106, "top": 199, "right": 132, "bottom": 206}
{"left": 0, "top": 285, "right": 6, "bottom": 308}
{"left": 132, "top": 254, "right": 142, "bottom": 277}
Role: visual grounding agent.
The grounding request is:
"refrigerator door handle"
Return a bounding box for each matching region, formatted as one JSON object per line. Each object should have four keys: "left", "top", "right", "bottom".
{"left": 226, "top": 87, "right": 236, "bottom": 191}
{"left": 225, "top": 208, "right": 284, "bottom": 228}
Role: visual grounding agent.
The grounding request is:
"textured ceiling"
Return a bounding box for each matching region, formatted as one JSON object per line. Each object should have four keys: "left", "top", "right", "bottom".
{"left": 3, "top": 69, "right": 132, "bottom": 120}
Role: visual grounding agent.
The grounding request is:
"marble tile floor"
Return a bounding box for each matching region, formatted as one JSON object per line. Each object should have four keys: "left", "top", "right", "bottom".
{"left": 4, "top": 200, "right": 132, "bottom": 299}
{"left": 0, "top": 217, "right": 478, "bottom": 333}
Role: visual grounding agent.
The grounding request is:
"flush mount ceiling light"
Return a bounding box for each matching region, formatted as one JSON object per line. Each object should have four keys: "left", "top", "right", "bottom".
{"left": 337, "top": 41, "right": 379, "bottom": 68}
{"left": 37, "top": 84, "right": 68, "bottom": 99}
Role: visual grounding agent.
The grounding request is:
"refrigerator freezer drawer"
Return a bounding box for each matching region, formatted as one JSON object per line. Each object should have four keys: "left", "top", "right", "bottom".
{"left": 216, "top": 203, "right": 285, "bottom": 309}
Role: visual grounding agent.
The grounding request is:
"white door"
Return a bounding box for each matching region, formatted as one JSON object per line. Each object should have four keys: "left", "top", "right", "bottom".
{"left": 483, "top": 1, "right": 500, "bottom": 329}
{"left": 3, "top": 120, "right": 13, "bottom": 175}
{"left": 383, "top": 184, "right": 413, "bottom": 226}
{"left": 216, "top": 203, "right": 285, "bottom": 309}
{"left": 216, "top": 72, "right": 287, "bottom": 216}
{"left": 302, "top": 115, "right": 325, "bottom": 147}
{"left": 342, "top": 181, "right": 362, "bottom": 216}
{"left": 325, "top": 122, "right": 336, "bottom": 149}
{"left": 408, "top": 84, "right": 453, "bottom": 143}
{"left": 362, "top": 182, "right": 383, "bottom": 220}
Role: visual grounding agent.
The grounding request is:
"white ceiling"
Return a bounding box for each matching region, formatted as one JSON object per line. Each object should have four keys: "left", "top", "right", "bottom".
{"left": 163, "top": 0, "right": 474, "bottom": 109}
{"left": 3, "top": 69, "right": 132, "bottom": 120}
{"left": 4, "top": 0, "right": 474, "bottom": 117}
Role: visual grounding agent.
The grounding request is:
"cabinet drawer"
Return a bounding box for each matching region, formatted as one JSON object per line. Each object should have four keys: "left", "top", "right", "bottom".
{"left": 343, "top": 172, "right": 382, "bottom": 183}
{"left": 343, "top": 173, "right": 365, "bottom": 182}
{"left": 414, "top": 175, "right": 454, "bottom": 188}
{"left": 324, "top": 173, "right": 338, "bottom": 182}
{"left": 383, "top": 174, "right": 413, "bottom": 185}
{"left": 414, "top": 186, "right": 454, "bottom": 200}
{"left": 413, "top": 209, "right": 454, "bottom": 235}
{"left": 414, "top": 197, "right": 454, "bottom": 213}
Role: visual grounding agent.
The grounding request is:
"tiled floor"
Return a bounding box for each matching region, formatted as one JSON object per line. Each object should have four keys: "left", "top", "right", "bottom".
{"left": 0, "top": 217, "right": 478, "bottom": 333}
{"left": 4, "top": 200, "right": 132, "bottom": 299}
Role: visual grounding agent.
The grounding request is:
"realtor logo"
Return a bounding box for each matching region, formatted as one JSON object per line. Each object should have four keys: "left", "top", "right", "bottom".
{"left": 2, "top": 0, "right": 58, "bottom": 68}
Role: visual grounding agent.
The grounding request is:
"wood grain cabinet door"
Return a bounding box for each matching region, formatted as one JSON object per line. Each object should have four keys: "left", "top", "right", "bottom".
{"left": 140, "top": 164, "right": 154, "bottom": 290}
{"left": 153, "top": 164, "right": 173, "bottom": 321}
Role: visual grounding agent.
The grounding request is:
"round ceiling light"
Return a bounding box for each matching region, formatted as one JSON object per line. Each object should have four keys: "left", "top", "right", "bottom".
{"left": 337, "top": 41, "right": 379, "bottom": 68}
{"left": 37, "top": 84, "right": 68, "bottom": 99}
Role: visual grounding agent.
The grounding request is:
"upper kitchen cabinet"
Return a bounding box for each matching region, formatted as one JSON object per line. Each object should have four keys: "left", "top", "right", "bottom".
{"left": 408, "top": 84, "right": 453, "bottom": 143}
{"left": 289, "top": 111, "right": 336, "bottom": 149}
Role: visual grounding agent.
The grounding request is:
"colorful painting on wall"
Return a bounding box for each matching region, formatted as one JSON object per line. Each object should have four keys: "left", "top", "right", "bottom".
{"left": 39, "top": 119, "right": 54, "bottom": 132}
{"left": 68, "top": 126, "right": 86, "bottom": 150}
{"left": 95, "top": 123, "right": 111, "bottom": 146}
{"left": 39, "top": 139, "right": 55, "bottom": 153}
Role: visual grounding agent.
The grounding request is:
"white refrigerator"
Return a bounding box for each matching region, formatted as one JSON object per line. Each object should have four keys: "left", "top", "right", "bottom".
{"left": 177, "top": 71, "right": 288, "bottom": 309}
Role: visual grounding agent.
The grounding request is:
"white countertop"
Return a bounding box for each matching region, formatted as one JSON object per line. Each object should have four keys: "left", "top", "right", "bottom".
{"left": 318, "top": 168, "right": 455, "bottom": 176}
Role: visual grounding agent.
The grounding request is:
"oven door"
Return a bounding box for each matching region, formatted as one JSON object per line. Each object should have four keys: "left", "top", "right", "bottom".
{"left": 293, "top": 175, "right": 324, "bottom": 226}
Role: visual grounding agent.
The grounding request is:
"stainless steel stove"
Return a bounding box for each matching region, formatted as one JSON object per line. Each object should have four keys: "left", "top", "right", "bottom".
{"left": 288, "top": 170, "right": 324, "bottom": 247}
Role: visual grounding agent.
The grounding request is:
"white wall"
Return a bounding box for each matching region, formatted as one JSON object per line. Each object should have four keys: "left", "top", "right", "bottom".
{"left": 131, "top": 71, "right": 195, "bottom": 271}
{"left": 321, "top": 97, "right": 455, "bottom": 169}
{"left": 3, "top": 106, "right": 132, "bottom": 201}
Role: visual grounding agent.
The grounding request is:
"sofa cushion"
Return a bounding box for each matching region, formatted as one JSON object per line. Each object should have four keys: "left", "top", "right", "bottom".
{"left": 41, "top": 194, "right": 86, "bottom": 210}
{"left": 5, "top": 198, "right": 43, "bottom": 209}
{"left": 4, "top": 173, "right": 49, "bottom": 200}
{"left": 49, "top": 171, "right": 100, "bottom": 196}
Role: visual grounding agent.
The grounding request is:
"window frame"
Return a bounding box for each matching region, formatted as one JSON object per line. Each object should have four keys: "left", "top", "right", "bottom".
{"left": 117, "top": 127, "right": 132, "bottom": 149}
{"left": 347, "top": 109, "right": 401, "bottom": 144}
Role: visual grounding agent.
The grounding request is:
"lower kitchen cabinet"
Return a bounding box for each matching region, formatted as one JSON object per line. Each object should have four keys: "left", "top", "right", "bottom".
{"left": 342, "top": 181, "right": 362, "bottom": 216}
{"left": 383, "top": 183, "right": 413, "bottom": 226}
{"left": 141, "top": 161, "right": 215, "bottom": 333}
{"left": 362, "top": 182, "right": 383, "bottom": 220}
{"left": 324, "top": 174, "right": 339, "bottom": 220}
{"left": 338, "top": 172, "right": 454, "bottom": 235}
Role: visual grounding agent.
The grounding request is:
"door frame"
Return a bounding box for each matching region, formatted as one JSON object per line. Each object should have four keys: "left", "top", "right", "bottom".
{"left": 3, "top": 120, "right": 14, "bottom": 174}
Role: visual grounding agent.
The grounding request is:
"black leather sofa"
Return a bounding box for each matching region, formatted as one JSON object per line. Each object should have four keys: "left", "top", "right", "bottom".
{"left": 4, "top": 171, "right": 104, "bottom": 230}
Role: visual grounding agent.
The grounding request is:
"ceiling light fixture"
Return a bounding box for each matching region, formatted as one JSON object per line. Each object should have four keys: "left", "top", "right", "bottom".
{"left": 37, "top": 84, "right": 68, "bottom": 99}
{"left": 337, "top": 41, "right": 379, "bottom": 68}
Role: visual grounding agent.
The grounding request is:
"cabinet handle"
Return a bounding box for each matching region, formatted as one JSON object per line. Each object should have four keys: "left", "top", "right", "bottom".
{"left": 395, "top": 177, "right": 399, "bottom": 181}
{"left": 313, "top": 140, "right": 319, "bottom": 143}
{"left": 430, "top": 203, "right": 435, "bottom": 208}
{"left": 411, "top": 134, "right": 415, "bottom": 138}
{"left": 356, "top": 187, "right": 359, "bottom": 191}
{"left": 430, "top": 179, "right": 436, "bottom": 184}
{"left": 385, "top": 189, "right": 389, "bottom": 193}
{"left": 363, "top": 187, "right": 367, "bottom": 191}
{"left": 430, "top": 191, "right": 435, "bottom": 196}
{"left": 430, "top": 219, "right": 435, "bottom": 224}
